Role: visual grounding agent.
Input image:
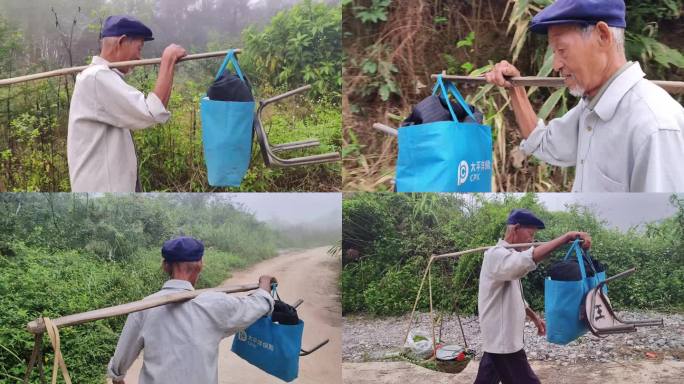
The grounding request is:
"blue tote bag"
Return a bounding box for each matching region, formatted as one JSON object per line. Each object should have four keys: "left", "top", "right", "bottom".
{"left": 396, "top": 75, "right": 492, "bottom": 192}
{"left": 545, "top": 240, "right": 606, "bottom": 345}
{"left": 200, "top": 49, "right": 255, "bottom": 187}
{"left": 231, "top": 294, "right": 304, "bottom": 382}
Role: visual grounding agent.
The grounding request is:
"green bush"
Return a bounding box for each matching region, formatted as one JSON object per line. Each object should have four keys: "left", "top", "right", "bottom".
{"left": 240, "top": 0, "right": 342, "bottom": 102}
{"left": 0, "top": 243, "right": 161, "bottom": 382}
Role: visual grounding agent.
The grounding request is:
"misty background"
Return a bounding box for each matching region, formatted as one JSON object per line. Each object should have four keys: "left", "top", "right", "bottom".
{"left": 0, "top": 0, "right": 339, "bottom": 70}
{"left": 230, "top": 192, "right": 342, "bottom": 247}
{"left": 231, "top": 192, "right": 340, "bottom": 225}
{"left": 131, "top": 192, "right": 342, "bottom": 247}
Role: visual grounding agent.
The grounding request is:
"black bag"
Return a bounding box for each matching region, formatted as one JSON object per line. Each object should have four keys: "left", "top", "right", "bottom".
{"left": 401, "top": 94, "right": 483, "bottom": 127}
{"left": 272, "top": 300, "right": 300, "bottom": 325}
{"left": 548, "top": 255, "right": 606, "bottom": 281}
{"left": 271, "top": 286, "right": 299, "bottom": 325}
{"left": 207, "top": 72, "right": 254, "bottom": 102}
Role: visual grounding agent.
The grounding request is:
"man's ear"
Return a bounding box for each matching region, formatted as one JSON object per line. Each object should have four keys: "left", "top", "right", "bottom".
{"left": 117, "top": 35, "right": 127, "bottom": 47}
{"left": 594, "top": 21, "right": 612, "bottom": 48}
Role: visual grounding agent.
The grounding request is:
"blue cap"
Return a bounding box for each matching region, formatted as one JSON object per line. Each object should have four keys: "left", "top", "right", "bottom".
{"left": 162, "top": 237, "right": 204, "bottom": 262}
{"left": 530, "top": 0, "right": 626, "bottom": 34}
{"left": 507, "top": 209, "right": 545, "bottom": 229}
{"left": 101, "top": 15, "right": 154, "bottom": 41}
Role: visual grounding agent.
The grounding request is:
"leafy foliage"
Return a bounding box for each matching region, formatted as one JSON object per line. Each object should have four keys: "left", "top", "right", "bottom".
{"left": 627, "top": 31, "right": 684, "bottom": 70}
{"left": 240, "top": 0, "right": 342, "bottom": 102}
{"left": 356, "top": 43, "right": 400, "bottom": 101}
{"left": 0, "top": 244, "right": 164, "bottom": 383}
{"left": 341, "top": 193, "right": 684, "bottom": 316}
{"left": 348, "top": 0, "right": 391, "bottom": 24}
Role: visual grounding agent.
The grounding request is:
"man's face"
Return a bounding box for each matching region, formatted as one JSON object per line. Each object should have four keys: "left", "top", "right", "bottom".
{"left": 548, "top": 24, "right": 605, "bottom": 97}
{"left": 514, "top": 225, "right": 538, "bottom": 244}
{"left": 118, "top": 36, "right": 145, "bottom": 73}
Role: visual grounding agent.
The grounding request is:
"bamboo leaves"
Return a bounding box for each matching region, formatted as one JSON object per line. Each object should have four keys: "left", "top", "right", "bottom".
{"left": 526, "top": 46, "right": 555, "bottom": 96}
{"left": 537, "top": 88, "right": 566, "bottom": 121}
{"left": 627, "top": 31, "right": 684, "bottom": 70}
{"left": 506, "top": 0, "right": 532, "bottom": 63}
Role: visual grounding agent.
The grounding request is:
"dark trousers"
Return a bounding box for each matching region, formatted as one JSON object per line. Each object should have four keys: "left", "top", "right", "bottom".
{"left": 473, "top": 349, "right": 541, "bottom": 384}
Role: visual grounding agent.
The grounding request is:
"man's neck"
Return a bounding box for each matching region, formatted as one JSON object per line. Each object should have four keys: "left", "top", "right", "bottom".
{"left": 99, "top": 51, "right": 117, "bottom": 63}
{"left": 170, "top": 276, "right": 196, "bottom": 287}
{"left": 586, "top": 56, "right": 627, "bottom": 98}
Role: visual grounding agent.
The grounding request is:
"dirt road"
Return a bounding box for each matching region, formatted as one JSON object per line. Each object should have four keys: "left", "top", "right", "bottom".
{"left": 118, "top": 247, "right": 342, "bottom": 384}
{"left": 342, "top": 360, "right": 684, "bottom": 384}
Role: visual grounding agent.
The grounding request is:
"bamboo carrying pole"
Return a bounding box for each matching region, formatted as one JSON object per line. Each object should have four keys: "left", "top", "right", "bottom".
{"left": 430, "top": 74, "right": 684, "bottom": 94}
{"left": 0, "top": 49, "right": 242, "bottom": 87}
{"left": 26, "top": 282, "right": 258, "bottom": 334}
{"left": 403, "top": 240, "right": 571, "bottom": 350}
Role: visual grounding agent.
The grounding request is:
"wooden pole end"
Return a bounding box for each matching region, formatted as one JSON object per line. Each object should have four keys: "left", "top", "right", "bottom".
{"left": 26, "top": 318, "right": 45, "bottom": 335}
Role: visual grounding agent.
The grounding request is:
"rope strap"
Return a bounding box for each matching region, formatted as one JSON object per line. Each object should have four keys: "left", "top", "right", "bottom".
{"left": 43, "top": 317, "right": 72, "bottom": 384}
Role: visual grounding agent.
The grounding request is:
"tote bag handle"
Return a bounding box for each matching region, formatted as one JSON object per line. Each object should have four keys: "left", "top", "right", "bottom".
{"left": 214, "top": 49, "right": 245, "bottom": 81}
{"left": 562, "top": 239, "right": 597, "bottom": 280}
{"left": 432, "top": 75, "right": 477, "bottom": 123}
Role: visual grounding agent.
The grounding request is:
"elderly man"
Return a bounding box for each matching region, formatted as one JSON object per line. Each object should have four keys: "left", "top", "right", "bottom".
{"left": 68, "top": 15, "right": 187, "bottom": 192}
{"left": 107, "top": 237, "right": 275, "bottom": 384}
{"left": 485, "top": 0, "right": 684, "bottom": 192}
{"left": 476, "top": 209, "right": 591, "bottom": 384}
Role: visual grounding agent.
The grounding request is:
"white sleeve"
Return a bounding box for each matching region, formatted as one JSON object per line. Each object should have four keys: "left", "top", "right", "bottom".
{"left": 630, "top": 129, "right": 684, "bottom": 192}
{"left": 107, "top": 314, "right": 144, "bottom": 381}
{"left": 93, "top": 69, "right": 170, "bottom": 131}
{"left": 520, "top": 102, "right": 583, "bottom": 167}
{"left": 212, "top": 288, "right": 274, "bottom": 333}
{"left": 484, "top": 246, "right": 537, "bottom": 281}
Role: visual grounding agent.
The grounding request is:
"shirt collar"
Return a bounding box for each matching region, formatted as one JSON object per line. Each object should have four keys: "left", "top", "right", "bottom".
{"left": 162, "top": 279, "right": 195, "bottom": 291}
{"left": 498, "top": 238, "right": 539, "bottom": 249}
{"left": 587, "top": 61, "right": 633, "bottom": 110}
{"left": 590, "top": 61, "right": 645, "bottom": 122}
{"left": 91, "top": 56, "right": 126, "bottom": 78}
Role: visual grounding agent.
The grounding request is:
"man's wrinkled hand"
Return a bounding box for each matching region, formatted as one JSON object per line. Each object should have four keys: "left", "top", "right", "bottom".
{"left": 162, "top": 44, "right": 187, "bottom": 63}
{"left": 533, "top": 317, "right": 546, "bottom": 336}
{"left": 565, "top": 231, "right": 592, "bottom": 249}
{"left": 484, "top": 60, "right": 521, "bottom": 88}
{"left": 259, "top": 275, "right": 276, "bottom": 291}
